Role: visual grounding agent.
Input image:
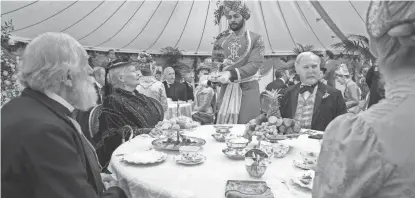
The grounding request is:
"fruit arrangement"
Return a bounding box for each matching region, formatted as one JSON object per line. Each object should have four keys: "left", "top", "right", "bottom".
{"left": 245, "top": 114, "right": 301, "bottom": 141}
{"left": 155, "top": 116, "right": 200, "bottom": 130}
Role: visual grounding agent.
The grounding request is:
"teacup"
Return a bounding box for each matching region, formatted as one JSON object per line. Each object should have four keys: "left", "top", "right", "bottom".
{"left": 179, "top": 146, "right": 201, "bottom": 161}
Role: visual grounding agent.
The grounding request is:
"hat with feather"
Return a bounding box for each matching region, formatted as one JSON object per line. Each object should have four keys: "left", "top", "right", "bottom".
{"left": 214, "top": 0, "right": 251, "bottom": 25}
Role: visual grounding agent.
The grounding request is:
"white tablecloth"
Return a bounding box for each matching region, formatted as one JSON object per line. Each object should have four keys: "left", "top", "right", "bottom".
{"left": 108, "top": 125, "right": 321, "bottom": 198}
{"left": 164, "top": 102, "right": 192, "bottom": 120}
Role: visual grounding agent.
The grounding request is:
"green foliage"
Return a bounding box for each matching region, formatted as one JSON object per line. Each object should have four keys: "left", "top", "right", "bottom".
{"left": 331, "top": 34, "right": 376, "bottom": 65}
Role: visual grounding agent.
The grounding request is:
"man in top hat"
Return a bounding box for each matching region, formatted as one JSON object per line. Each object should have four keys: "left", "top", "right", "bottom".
{"left": 280, "top": 52, "right": 347, "bottom": 131}
{"left": 209, "top": 0, "right": 265, "bottom": 124}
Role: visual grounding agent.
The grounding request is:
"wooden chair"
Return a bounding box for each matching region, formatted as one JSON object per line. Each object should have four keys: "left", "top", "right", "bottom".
{"left": 88, "top": 104, "right": 103, "bottom": 143}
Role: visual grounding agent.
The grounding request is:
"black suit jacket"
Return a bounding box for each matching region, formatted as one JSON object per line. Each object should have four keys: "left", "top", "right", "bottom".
{"left": 1, "top": 88, "right": 126, "bottom": 198}
{"left": 183, "top": 81, "right": 194, "bottom": 101}
{"left": 266, "top": 79, "right": 288, "bottom": 92}
{"left": 279, "top": 82, "right": 347, "bottom": 131}
{"left": 163, "top": 81, "right": 187, "bottom": 101}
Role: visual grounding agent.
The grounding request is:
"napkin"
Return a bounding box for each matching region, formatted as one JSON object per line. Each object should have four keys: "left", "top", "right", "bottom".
{"left": 225, "top": 180, "right": 274, "bottom": 198}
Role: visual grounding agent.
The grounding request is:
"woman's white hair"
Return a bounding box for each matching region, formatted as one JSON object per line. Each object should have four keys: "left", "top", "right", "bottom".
{"left": 17, "top": 32, "right": 88, "bottom": 92}
{"left": 108, "top": 64, "right": 135, "bottom": 86}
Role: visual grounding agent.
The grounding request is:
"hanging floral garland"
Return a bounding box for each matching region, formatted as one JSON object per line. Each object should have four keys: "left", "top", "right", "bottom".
{"left": 1, "top": 20, "right": 21, "bottom": 106}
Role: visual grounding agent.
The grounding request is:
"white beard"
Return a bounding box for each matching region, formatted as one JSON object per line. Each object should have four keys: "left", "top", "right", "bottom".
{"left": 68, "top": 78, "right": 98, "bottom": 111}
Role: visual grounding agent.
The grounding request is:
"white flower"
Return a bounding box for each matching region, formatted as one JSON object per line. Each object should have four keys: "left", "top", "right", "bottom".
{"left": 5, "top": 80, "right": 11, "bottom": 85}
{"left": 12, "top": 75, "right": 17, "bottom": 79}
{"left": 3, "top": 71, "right": 9, "bottom": 76}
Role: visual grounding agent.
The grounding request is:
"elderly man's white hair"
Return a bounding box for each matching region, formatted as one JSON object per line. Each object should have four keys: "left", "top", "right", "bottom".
{"left": 163, "top": 67, "right": 174, "bottom": 74}
{"left": 294, "top": 52, "right": 321, "bottom": 68}
{"left": 17, "top": 32, "right": 88, "bottom": 92}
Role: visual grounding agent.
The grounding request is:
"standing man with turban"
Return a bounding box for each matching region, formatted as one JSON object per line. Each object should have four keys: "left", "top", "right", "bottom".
{"left": 210, "top": 0, "right": 265, "bottom": 124}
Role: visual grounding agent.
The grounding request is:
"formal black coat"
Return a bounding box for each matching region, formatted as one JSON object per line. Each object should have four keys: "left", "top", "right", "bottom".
{"left": 279, "top": 82, "right": 347, "bottom": 131}
{"left": 265, "top": 79, "right": 288, "bottom": 92}
{"left": 1, "top": 88, "right": 126, "bottom": 198}
{"left": 163, "top": 81, "right": 188, "bottom": 101}
{"left": 183, "top": 81, "right": 194, "bottom": 101}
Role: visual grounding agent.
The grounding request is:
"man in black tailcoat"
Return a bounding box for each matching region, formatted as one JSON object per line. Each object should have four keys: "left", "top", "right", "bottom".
{"left": 1, "top": 32, "right": 126, "bottom": 198}
{"left": 280, "top": 52, "right": 347, "bottom": 131}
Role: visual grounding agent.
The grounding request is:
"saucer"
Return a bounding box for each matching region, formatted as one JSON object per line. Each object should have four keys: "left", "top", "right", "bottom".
{"left": 293, "top": 159, "right": 315, "bottom": 170}
{"left": 174, "top": 154, "right": 206, "bottom": 165}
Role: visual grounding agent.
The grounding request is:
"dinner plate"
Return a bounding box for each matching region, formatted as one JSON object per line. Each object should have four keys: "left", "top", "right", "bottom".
{"left": 173, "top": 154, "right": 206, "bottom": 165}
{"left": 152, "top": 136, "right": 206, "bottom": 151}
{"left": 121, "top": 151, "right": 167, "bottom": 165}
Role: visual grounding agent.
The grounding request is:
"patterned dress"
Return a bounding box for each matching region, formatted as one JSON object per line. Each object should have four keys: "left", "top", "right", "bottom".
{"left": 313, "top": 76, "right": 415, "bottom": 198}
{"left": 96, "top": 88, "right": 164, "bottom": 166}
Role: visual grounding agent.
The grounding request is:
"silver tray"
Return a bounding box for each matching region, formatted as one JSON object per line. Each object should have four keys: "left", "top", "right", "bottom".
{"left": 152, "top": 136, "right": 206, "bottom": 151}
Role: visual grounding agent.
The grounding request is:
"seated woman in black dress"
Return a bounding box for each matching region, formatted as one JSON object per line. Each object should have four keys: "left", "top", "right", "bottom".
{"left": 96, "top": 59, "right": 164, "bottom": 167}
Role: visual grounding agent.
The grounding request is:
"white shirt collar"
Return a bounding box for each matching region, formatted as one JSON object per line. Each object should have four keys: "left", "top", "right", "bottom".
{"left": 43, "top": 91, "right": 75, "bottom": 113}
{"left": 279, "top": 78, "right": 286, "bottom": 84}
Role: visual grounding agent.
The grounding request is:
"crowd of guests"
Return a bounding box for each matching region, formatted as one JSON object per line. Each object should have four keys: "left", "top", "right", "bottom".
{"left": 2, "top": 1, "right": 414, "bottom": 197}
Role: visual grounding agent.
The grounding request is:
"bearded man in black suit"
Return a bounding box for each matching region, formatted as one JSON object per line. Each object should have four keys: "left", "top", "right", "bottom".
{"left": 1, "top": 32, "right": 126, "bottom": 198}
{"left": 280, "top": 52, "right": 347, "bottom": 131}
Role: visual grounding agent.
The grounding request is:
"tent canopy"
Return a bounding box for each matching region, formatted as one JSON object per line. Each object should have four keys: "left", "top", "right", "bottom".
{"left": 1, "top": 0, "right": 370, "bottom": 55}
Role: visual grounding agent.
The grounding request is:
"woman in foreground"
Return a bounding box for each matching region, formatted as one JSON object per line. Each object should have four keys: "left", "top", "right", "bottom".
{"left": 313, "top": 1, "right": 415, "bottom": 197}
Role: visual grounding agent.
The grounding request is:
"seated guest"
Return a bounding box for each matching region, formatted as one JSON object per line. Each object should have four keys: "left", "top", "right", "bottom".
{"left": 313, "top": 2, "right": 415, "bottom": 197}
{"left": 335, "top": 64, "right": 361, "bottom": 109}
{"left": 319, "top": 67, "right": 328, "bottom": 85}
{"left": 322, "top": 50, "right": 338, "bottom": 87}
{"left": 182, "top": 70, "right": 195, "bottom": 101}
{"left": 195, "top": 63, "right": 211, "bottom": 87}
{"left": 265, "top": 70, "right": 288, "bottom": 92}
{"left": 154, "top": 70, "right": 162, "bottom": 81}
{"left": 192, "top": 75, "right": 216, "bottom": 124}
{"left": 280, "top": 52, "right": 347, "bottom": 131}
{"left": 97, "top": 60, "right": 164, "bottom": 167}
{"left": 162, "top": 67, "right": 187, "bottom": 101}
{"left": 136, "top": 61, "right": 168, "bottom": 112}
{"left": 1, "top": 32, "right": 126, "bottom": 198}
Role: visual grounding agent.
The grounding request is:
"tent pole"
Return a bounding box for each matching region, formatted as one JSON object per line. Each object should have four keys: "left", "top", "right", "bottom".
{"left": 310, "top": 1, "right": 349, "bottom": 42}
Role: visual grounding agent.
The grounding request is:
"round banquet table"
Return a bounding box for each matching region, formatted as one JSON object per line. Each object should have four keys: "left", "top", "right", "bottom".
{"left": 108, "top": 125, "right": 321, "bottom": 198}
{"left": 164, "top": 102, "right": 192, "bottom": 120}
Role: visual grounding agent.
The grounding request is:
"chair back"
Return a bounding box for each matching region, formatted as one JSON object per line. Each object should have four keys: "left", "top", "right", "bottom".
{"left": 260, "top": 92, "right": 272, "bottom": 114}
{"left": 88, "top": 104, "right": 103, "bottom": 140}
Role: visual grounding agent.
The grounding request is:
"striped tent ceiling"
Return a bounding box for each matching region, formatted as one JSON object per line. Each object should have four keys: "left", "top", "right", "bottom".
{"left": 1, "top": 0, "right": 370, "bottom": 56}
